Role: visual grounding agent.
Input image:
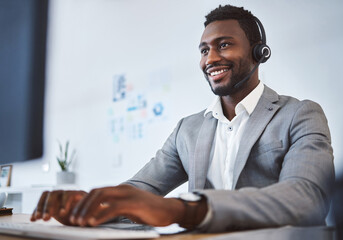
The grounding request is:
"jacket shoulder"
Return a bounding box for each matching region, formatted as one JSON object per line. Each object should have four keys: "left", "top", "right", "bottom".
{"left": 263, "top": 85, "right": 324, "bottom": 112}
{"left": 181, "top": 110, "right": 207, "bottom": 126}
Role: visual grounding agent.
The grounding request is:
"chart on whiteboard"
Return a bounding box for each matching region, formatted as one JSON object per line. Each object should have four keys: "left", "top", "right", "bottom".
{"left": 107, "top": 68, "right": 172, "bottom": 146}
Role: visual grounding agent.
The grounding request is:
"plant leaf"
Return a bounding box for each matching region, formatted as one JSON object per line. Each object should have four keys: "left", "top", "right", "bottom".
{"left": 58, "top": 140, "right": 63, "bottom": 159}
{"left": 65, "top": 141, "right": 69, "bottom": 162}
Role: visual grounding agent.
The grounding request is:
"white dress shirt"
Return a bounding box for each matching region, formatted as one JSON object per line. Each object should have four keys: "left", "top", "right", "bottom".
{"left": 204, "top": 82, "right": 264, "bottom": 190}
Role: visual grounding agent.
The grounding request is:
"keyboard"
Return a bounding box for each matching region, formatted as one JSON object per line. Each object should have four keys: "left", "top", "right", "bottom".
{"left": 0, "top": 221, "right": 159, "bottom": 239}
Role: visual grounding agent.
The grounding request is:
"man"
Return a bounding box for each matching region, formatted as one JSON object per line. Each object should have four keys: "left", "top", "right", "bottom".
{"left": 31, "top": 5, "right": 334, "bottom": 232}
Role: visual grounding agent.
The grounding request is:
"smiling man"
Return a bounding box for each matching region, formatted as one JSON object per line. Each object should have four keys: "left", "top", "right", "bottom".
{"left": 31, "top": 5, "right": 334, "bottom": 232}
{"left": 200, "top": 18, "right": 262, "bottom": 121}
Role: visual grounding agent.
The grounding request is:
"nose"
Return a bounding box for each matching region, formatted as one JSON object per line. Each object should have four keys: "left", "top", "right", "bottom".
{"left": 206, "top": 48, "right": 221, "bottom": 65}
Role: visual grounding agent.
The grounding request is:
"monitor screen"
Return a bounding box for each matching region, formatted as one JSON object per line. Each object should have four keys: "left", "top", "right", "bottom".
{"left": 0, "top": 0, "right": 48, "bottom": 164}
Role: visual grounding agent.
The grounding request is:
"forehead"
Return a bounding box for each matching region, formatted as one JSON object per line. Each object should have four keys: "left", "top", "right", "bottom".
{"left": 200, "top": 19, "right": 247, "bottom": 45}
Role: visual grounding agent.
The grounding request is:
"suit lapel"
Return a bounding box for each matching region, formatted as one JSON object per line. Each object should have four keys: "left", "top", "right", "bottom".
{"left": 232, "top": 86, "right": 280, "bottom": 189}
{"left": 189, "top": 114, "right": 217, "bottom": 191}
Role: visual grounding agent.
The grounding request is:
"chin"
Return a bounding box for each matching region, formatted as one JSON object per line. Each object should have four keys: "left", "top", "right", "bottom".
{"left": 210, "top": 82, "right": 239, "bottom": 96}
{"left": 212, "top": 88, "right": 237, "bottom": 96}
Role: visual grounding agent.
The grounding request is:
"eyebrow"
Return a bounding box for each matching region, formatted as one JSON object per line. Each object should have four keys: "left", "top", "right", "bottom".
{"left": 198, "top": 36, "right": 234, "bottom": 49}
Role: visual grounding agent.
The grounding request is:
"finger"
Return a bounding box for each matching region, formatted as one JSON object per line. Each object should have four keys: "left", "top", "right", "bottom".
{"left": 42, "top": 191, "right": 63, "bottom": 221}
{"left": 79, "top": 186, "right": 142, "bottom": 226}
{"left": 70, "top": 189, "right": 99, "bottom": 225}
{"left": 76, "top": 189, "right": 105, "bottom": 226}
{"left": 75, "top": 188, "right": 118, "bottom": 226}
{"left": 60, "top": 191, "right": 86, "bottom": 216}
{"left": 83, "top": 187, "right": 138, "bottom": 227}
{"left": 31, "top": 191, "right": 49, "bottom": 221}
{"left": 30, "top": 207, "right": 38, "bottom": 222}
{"left": 85, "top": 194, "right": 152, "bottom": 226}
{"left": 86, "top": 204, "right": 121, "bottom": 226}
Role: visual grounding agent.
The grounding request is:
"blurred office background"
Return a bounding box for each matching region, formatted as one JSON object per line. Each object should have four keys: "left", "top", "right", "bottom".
{"left": 1, "top": 0, "right": 343, "bottom": 212}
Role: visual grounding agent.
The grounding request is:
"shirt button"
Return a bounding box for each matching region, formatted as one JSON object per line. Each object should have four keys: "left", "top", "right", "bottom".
{"left": 228, "top": 126, "right": 233, "bottom": 131}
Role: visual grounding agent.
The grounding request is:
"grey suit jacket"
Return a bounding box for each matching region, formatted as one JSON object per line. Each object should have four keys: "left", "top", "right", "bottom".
{"left": 124, "top": 85, "right": 334, "bottom": 232}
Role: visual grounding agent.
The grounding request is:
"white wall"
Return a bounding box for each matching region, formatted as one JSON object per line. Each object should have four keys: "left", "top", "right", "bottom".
{"left": 10, "top": 0, "right": 343, "bottom": 193}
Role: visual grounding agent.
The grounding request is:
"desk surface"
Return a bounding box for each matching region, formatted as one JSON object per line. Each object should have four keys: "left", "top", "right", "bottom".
{"left": 0, "top": 214, "right": 219, "bottom": 240}
{"left": 0, "top": 214, "right": 335, "bottom": 240}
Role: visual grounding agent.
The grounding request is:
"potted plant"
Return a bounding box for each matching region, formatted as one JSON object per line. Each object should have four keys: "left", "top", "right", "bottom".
{"left": 56, "top": 140, "right": 76, "bottom": 185}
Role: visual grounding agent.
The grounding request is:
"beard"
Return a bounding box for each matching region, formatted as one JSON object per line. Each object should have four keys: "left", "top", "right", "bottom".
{"left": 205, "top": 59, "right": 252, "bottom": 96}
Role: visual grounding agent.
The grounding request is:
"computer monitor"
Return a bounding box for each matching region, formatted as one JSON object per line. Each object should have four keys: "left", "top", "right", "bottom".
{"left": 0, "top": 0, "right": 48, "bottom": 164}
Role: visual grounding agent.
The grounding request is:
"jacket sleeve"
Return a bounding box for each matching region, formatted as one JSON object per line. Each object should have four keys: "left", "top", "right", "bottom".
{"left": 122, "top": 119, "right": 188, "bottom": 196}
{"left": 197, "top": 100, "right": 335, "bottom": 232}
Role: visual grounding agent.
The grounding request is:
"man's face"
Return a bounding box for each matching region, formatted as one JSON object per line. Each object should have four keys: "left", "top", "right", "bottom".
{"left": 199, "top": 20, "right": 254, "bottom": 96}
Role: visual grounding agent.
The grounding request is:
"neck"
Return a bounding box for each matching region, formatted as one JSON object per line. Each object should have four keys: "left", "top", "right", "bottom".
{"left": 221, "top": 79, "right": 259, "bottom": 121}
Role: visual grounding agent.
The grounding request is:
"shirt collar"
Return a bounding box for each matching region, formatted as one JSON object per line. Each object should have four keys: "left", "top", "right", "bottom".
{"left": 204, "top": 81, "right": 264, "bottom": 119}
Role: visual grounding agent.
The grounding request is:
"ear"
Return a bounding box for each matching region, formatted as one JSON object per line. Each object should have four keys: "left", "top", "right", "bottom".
{"left": 252, "top": 42, "right": 271, "bottom": 63}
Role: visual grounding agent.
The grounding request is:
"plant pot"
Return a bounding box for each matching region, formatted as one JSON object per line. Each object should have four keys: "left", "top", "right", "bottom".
{"left": 56, "top": 171, "right": 76, "bottom": 185}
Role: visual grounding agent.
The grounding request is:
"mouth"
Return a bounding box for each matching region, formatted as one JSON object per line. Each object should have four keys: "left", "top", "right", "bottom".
{"left": 205, "top": 65, "right": 233, "bottom": 82}
{"left": 208, "top": 68, "right": 229, "bottom": 76}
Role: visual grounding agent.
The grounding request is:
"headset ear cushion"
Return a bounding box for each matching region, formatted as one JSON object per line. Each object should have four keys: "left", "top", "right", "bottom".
{"left": 253, "top": 44, "right": 271, "bottom": 63}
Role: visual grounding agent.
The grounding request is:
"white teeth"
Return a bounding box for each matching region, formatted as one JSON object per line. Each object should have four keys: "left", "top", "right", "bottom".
{"left": 209, "top": 69, "right": 228, "bottom": 76}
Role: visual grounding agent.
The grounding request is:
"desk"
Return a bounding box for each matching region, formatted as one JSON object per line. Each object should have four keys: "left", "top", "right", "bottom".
{"left": 0, "top": 214, "right": 219, "bottom": 240}
{"left": 0, "top": 214, "right": 335, "bottom": 240}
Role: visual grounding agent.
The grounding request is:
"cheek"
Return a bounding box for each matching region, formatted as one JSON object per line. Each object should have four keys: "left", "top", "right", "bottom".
{"left": 200, "top": 58, "right": 206, "bottom": 70}
{"left": 222, "top": 50, "right": 240, "bottom": 60}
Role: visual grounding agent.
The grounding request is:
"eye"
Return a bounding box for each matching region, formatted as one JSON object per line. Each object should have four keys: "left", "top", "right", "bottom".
{"left": 200, "top": 48, "right": 209, "bottom": 55}
{"left": 219, "top": 42, "right": 231, "bottom": 49}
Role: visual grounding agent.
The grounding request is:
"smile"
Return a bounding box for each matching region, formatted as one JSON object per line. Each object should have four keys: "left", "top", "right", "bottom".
{"left": 209, "top": 69, "right": 229, "bottom": 76}
{"left": 205, "top": 64, "right": 233, "bottom": 79}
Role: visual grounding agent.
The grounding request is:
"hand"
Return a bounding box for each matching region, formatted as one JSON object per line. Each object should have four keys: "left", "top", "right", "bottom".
{"left": 31, "top": 190, "right": 87, "bottom": 225}
{"left": 69, "top": 185, "right": 186, "bottom": 227}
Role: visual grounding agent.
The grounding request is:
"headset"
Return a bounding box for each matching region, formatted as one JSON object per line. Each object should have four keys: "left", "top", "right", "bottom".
{"left": 234, "top": 17, "right": 271, "bottom": 89}
{"left": 252, "top": 17, "right": 271, "bottom": 63}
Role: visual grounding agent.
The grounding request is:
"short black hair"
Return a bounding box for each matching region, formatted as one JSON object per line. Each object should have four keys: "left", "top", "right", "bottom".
{"left": 204, "top": 5, "right": 261, "bottom": 46}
